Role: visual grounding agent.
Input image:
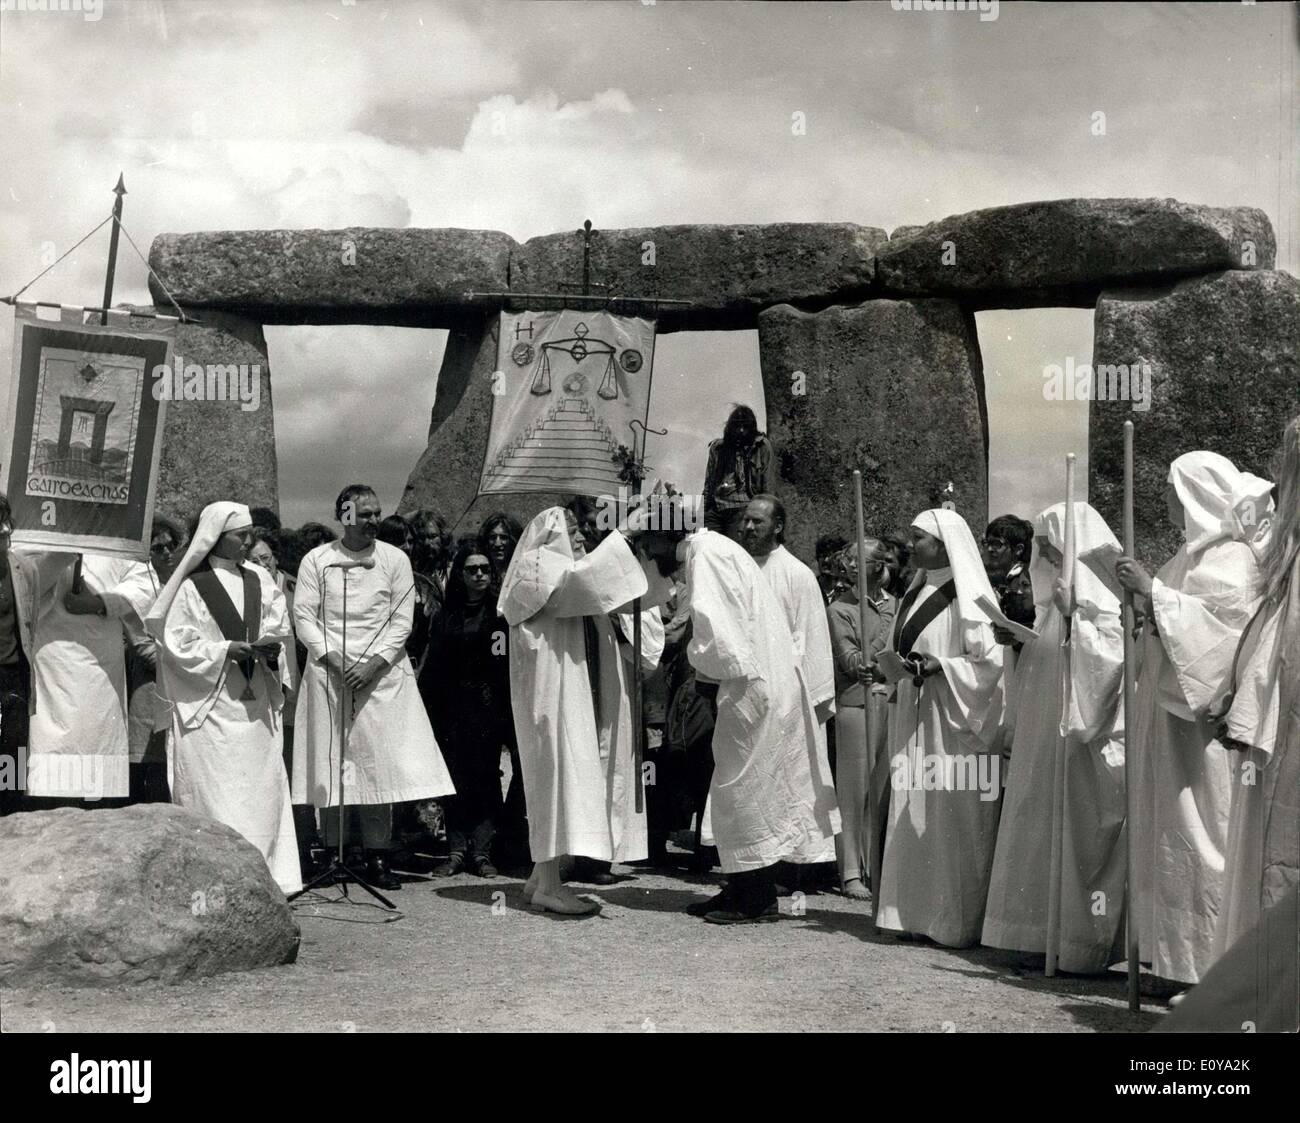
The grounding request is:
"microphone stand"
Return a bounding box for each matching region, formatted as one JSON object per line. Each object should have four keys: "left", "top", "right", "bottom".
{"left": 289, "top": 558, "right": 397, "bottom": 911}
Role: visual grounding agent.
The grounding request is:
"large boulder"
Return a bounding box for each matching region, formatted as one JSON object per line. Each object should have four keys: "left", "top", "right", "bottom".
{"left": 511, "top": 223, "right": 885, "bottom": 331}
{"left": 137, "top": 306, "right": 279, "bottom": 519}
{"left": 0, "top": 805, "right": 300, "bottom": 987}
{"left": 875, "top": 199, "right": 1275, "bottom": 309}
{"left": 1089, "top": 269, "right": 1300, "bottom": 566}
{"left": 757, "top": 300, "right": 988, "bottom": 562}
{"left": 148, "top": 228, "right": 516, "bottom": 328}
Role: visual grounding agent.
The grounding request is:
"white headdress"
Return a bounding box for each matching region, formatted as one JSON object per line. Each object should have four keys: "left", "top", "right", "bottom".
{"left": 144, "top": 501, "right": 251, "bottom": 640}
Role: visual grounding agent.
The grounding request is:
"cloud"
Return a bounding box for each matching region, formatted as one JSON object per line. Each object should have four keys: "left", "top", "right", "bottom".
{"left": 0, "top": 0, "right": 1294, "bottom": 536}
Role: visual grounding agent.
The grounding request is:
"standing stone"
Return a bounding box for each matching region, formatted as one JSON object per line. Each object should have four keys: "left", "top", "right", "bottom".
{"left": 757, "top": 300, "right": 987, "bottom": 562}
{"left": 512, "top": 223, "right": 885, "bottom": 331}
{"left": 875, "top": 199, "right": 1275, "bottom": 309}
{"left": 1090, "top": 270, "right": 1300, "bottom": 566}
{"left": 400, "top": 319, "right": 562, "bottom": 534}
{"left": 139, "top": 307, "right": 278, "bottom": 521}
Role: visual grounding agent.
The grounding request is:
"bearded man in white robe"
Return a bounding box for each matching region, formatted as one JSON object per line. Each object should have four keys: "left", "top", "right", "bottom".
{"left": 1116, "top": 451, "right": 1273, "bottom": 989}
{"left": 877, "top": 508, "right": 1005, "bottom": 948}
{"left": 982, "top": 502, "right": 1127, "bottom": 973}
{"left": 638, "top": 503, "right": 840, "bottom": 925}
{"left": 740, "top": 495, "right": 839, "bottom": 873}
{"left": 293, "top": 484, "right": 454, "bottom": 892}
{"left": 146, "top": 502, "right": 301, "bottom": 895}
{"left": 500, "top": 506, "right": 650, "bottom": 915}
{"left": 22, "top": 551, "right": 158, "bottom": 804}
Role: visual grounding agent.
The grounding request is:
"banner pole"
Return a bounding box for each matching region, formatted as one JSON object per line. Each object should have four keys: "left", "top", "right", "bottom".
{"left": 100, "top": 175, "right": 126, "bottom": 327}
{"left": 1122, "top": 421, "right": 1140, "bottom": 1012}
{"left": 1046, "top": 453, "right": 1076, "bottom": 976}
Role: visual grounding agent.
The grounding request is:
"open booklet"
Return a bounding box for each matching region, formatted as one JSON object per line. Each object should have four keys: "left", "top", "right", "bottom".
{"left": 1075, "top": 540, "right": 1126, "bottom": 602}
{"left": 975, "top": 593, "right": 1039, "bottom": 645}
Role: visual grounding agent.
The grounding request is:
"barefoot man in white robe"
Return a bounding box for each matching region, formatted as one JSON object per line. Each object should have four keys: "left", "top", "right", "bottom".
{"left": 146, "top": 502, "right": 301, "bottom": 894}
{"left": 1116, "top": 451, "right": 1272, "bottom": 990}
{"left": 982, "top": 502, "right": 1127, "bottom": 973}
{"left": 293, "top": 484, "right": 454, "bottom": 892}
{"left": 500, "top": 506, "right": 649, "bottom": 915}
{"left": 740, "top": 495, "right": 840, "bottom": 874}
{"left": 637, "top": 501, "right": 840, "bottom": 925}
{"left": 877, "top": 508, "right": 1004, "bottom": 948}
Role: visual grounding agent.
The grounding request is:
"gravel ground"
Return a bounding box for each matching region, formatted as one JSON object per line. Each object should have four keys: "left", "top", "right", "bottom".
{"left": 0, "top": 861, "right": 1168, "bottom": 1033}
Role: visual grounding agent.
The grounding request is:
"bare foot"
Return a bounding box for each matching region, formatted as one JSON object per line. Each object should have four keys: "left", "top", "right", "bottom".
{"left": 841, "top": 877, "right": 871, "bottom": 901}
{"left": 530, "top": 889, "right": 600, "bottom": 916}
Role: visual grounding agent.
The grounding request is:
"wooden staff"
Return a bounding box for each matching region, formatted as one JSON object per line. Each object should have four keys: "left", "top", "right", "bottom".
{"left": 852, "top": 471, "right": 882, "bottom": 918}
{"left": 1121, "top": 420, "right": 1140, "bottom": 1011}
{"left": 1046, "top": 453, "right": 1076, "bottom": 976}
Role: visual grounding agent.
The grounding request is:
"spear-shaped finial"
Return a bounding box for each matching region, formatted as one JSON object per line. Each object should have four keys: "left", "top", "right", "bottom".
{"left": 101, "top": 173, "right": 126, "bottom": 324}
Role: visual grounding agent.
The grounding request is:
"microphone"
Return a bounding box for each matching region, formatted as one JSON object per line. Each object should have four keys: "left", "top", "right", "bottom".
{"left": 324, "top": 556, "right": 376, "bottom": 571}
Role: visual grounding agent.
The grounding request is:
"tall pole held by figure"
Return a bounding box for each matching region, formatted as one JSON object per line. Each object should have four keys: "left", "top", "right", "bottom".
{"left": 1046, "top": 452, "right": 1076, "bottom": 976}
{"left": 852, "top": 470, "right": 882, "bottom": 923}
{"left": 1121, "top": 421, "right": 1140, "bottom": 1011}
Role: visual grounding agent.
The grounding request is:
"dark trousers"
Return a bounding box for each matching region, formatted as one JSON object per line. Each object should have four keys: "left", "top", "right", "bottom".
{"left": 729, "top": 864, "right": 778, "bottom": 911}
{"left": 441, "top": 728, "right": 504, "bottom": 860}
{"left": 0, "top": 660, "right": 29, "bottom": 817}
{"left": 128, "top": 753, "right": 171, "bottom": 804}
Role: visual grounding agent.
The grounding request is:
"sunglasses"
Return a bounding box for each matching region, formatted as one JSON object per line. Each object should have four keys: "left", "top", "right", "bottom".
{"left": 463, "top": 564, "right": 491, "bottom": 574}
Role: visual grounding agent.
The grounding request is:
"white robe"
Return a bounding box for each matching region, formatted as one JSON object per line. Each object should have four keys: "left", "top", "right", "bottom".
{"left": 23, "top": 552, "right": 157, "bottom": 800}
{"left": 291, "top": 540, "right": 453, "bottom": 807}
{"left": 158, "top": 559, "right": 301, "bottom": 894}
{"left": 505, "top": 529, "right": 648, "bottom": 863}
{"left": 606, "top": 605, "right": 665, "bottom": 863}
{"left": 878, "top": 572, "right": 1005, "bottom": 947}
{"left": 686, "top": 530, "right": 839, "bottom": 874}
{"left": 754, "top": 545, "right": 840, "bottom": 863}
{"left": 982, "top": 606, "right": 1128, "bottom": 972}
{"left": 123, "top": 568, "right": 164, "bottom": 764}
{"left": 1215, "top": 559, "right": 1299, "bottom": 959}
{"left": 1131, "top": 539, "right": 1260, "bottom": 984}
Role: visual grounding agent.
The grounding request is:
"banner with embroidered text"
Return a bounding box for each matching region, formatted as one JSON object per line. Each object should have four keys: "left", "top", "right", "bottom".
{"left": 480, "top": 309, "right": 655, "bottom": 497}
{"left": 1, "top": 303, "right": 171, "bottom": 557}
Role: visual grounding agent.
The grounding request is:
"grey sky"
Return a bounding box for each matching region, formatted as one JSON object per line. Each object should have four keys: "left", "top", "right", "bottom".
{"left": 1, "top": 0, "right": 1295, "bottom": 531}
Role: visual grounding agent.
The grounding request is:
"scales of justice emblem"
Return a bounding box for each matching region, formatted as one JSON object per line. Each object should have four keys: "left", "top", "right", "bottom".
{"left": 486, "top": 314, "right": 649, "bottom": 493}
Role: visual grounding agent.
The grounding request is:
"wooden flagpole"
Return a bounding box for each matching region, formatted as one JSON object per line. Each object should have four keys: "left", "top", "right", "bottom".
{"left": 1121, "top": 421, "right": 1140, "bottom": 1011}
{"left": 72, "top": 174, "right": 127, "bottom": 594}
{"left": 1045, "top": 452, "right": 1076, "bottom": 976}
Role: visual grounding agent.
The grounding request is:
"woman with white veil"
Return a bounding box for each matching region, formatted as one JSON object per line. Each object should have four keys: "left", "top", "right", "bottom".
{"left": 877, "top": 508, "right": 1005, "bottom": 948}
{"left": 982, "top": 502, "right": 1127, "bottom": 972}
{"left": 145, "top": 501, "right": 300, "bottom": 895}
{"left": 1116, "top": 451, "right": 1273, "bottom": 990}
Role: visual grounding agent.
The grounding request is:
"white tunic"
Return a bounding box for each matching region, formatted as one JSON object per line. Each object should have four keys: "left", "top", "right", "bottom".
{"left": 981, "top": 606, "right": 1128, "bottom": 972}
{"left": 1131, "top": 540, "right": 1259, "bottom": 984}
{"left": 686, "top": 530, "right": 839, "bottom": 874}
{"left": 878, "top": 569, "right": 1005, "bottom": 947}
{"left": 753, "top": 544, "right": 840, "bottom": 863}
{"left": 505, "top": 528, "right": 648, "bottom": 863}
{"left": 291, "top": 540, "right": 453, "bottom": 807}
{"left": 158, "top": 557, "right": 301, "bottom": 894}
{"left": 23, "top": 552, "right": 157, "bottom": 800}
{"left": 1215, "top": 560, "right": 1298, "bottom": 959}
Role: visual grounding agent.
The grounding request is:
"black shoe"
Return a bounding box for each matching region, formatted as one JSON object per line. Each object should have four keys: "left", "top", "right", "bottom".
{"left": 703, "top": 901, "right": 780, "bottom": 925}
{"left": 569, "top": 857, "right": 618, "bottom": 885}
{"left": 365, "top": 853, "right": 402, "bottom": 891}
{"left": 469, "top": 854, "right": 498, "bottom": 878}
{"left": 686, "top": 886, "right": 733, "bottom": 917}
{"left": 433, "top": 852, "right": 466, "bottom": 877}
